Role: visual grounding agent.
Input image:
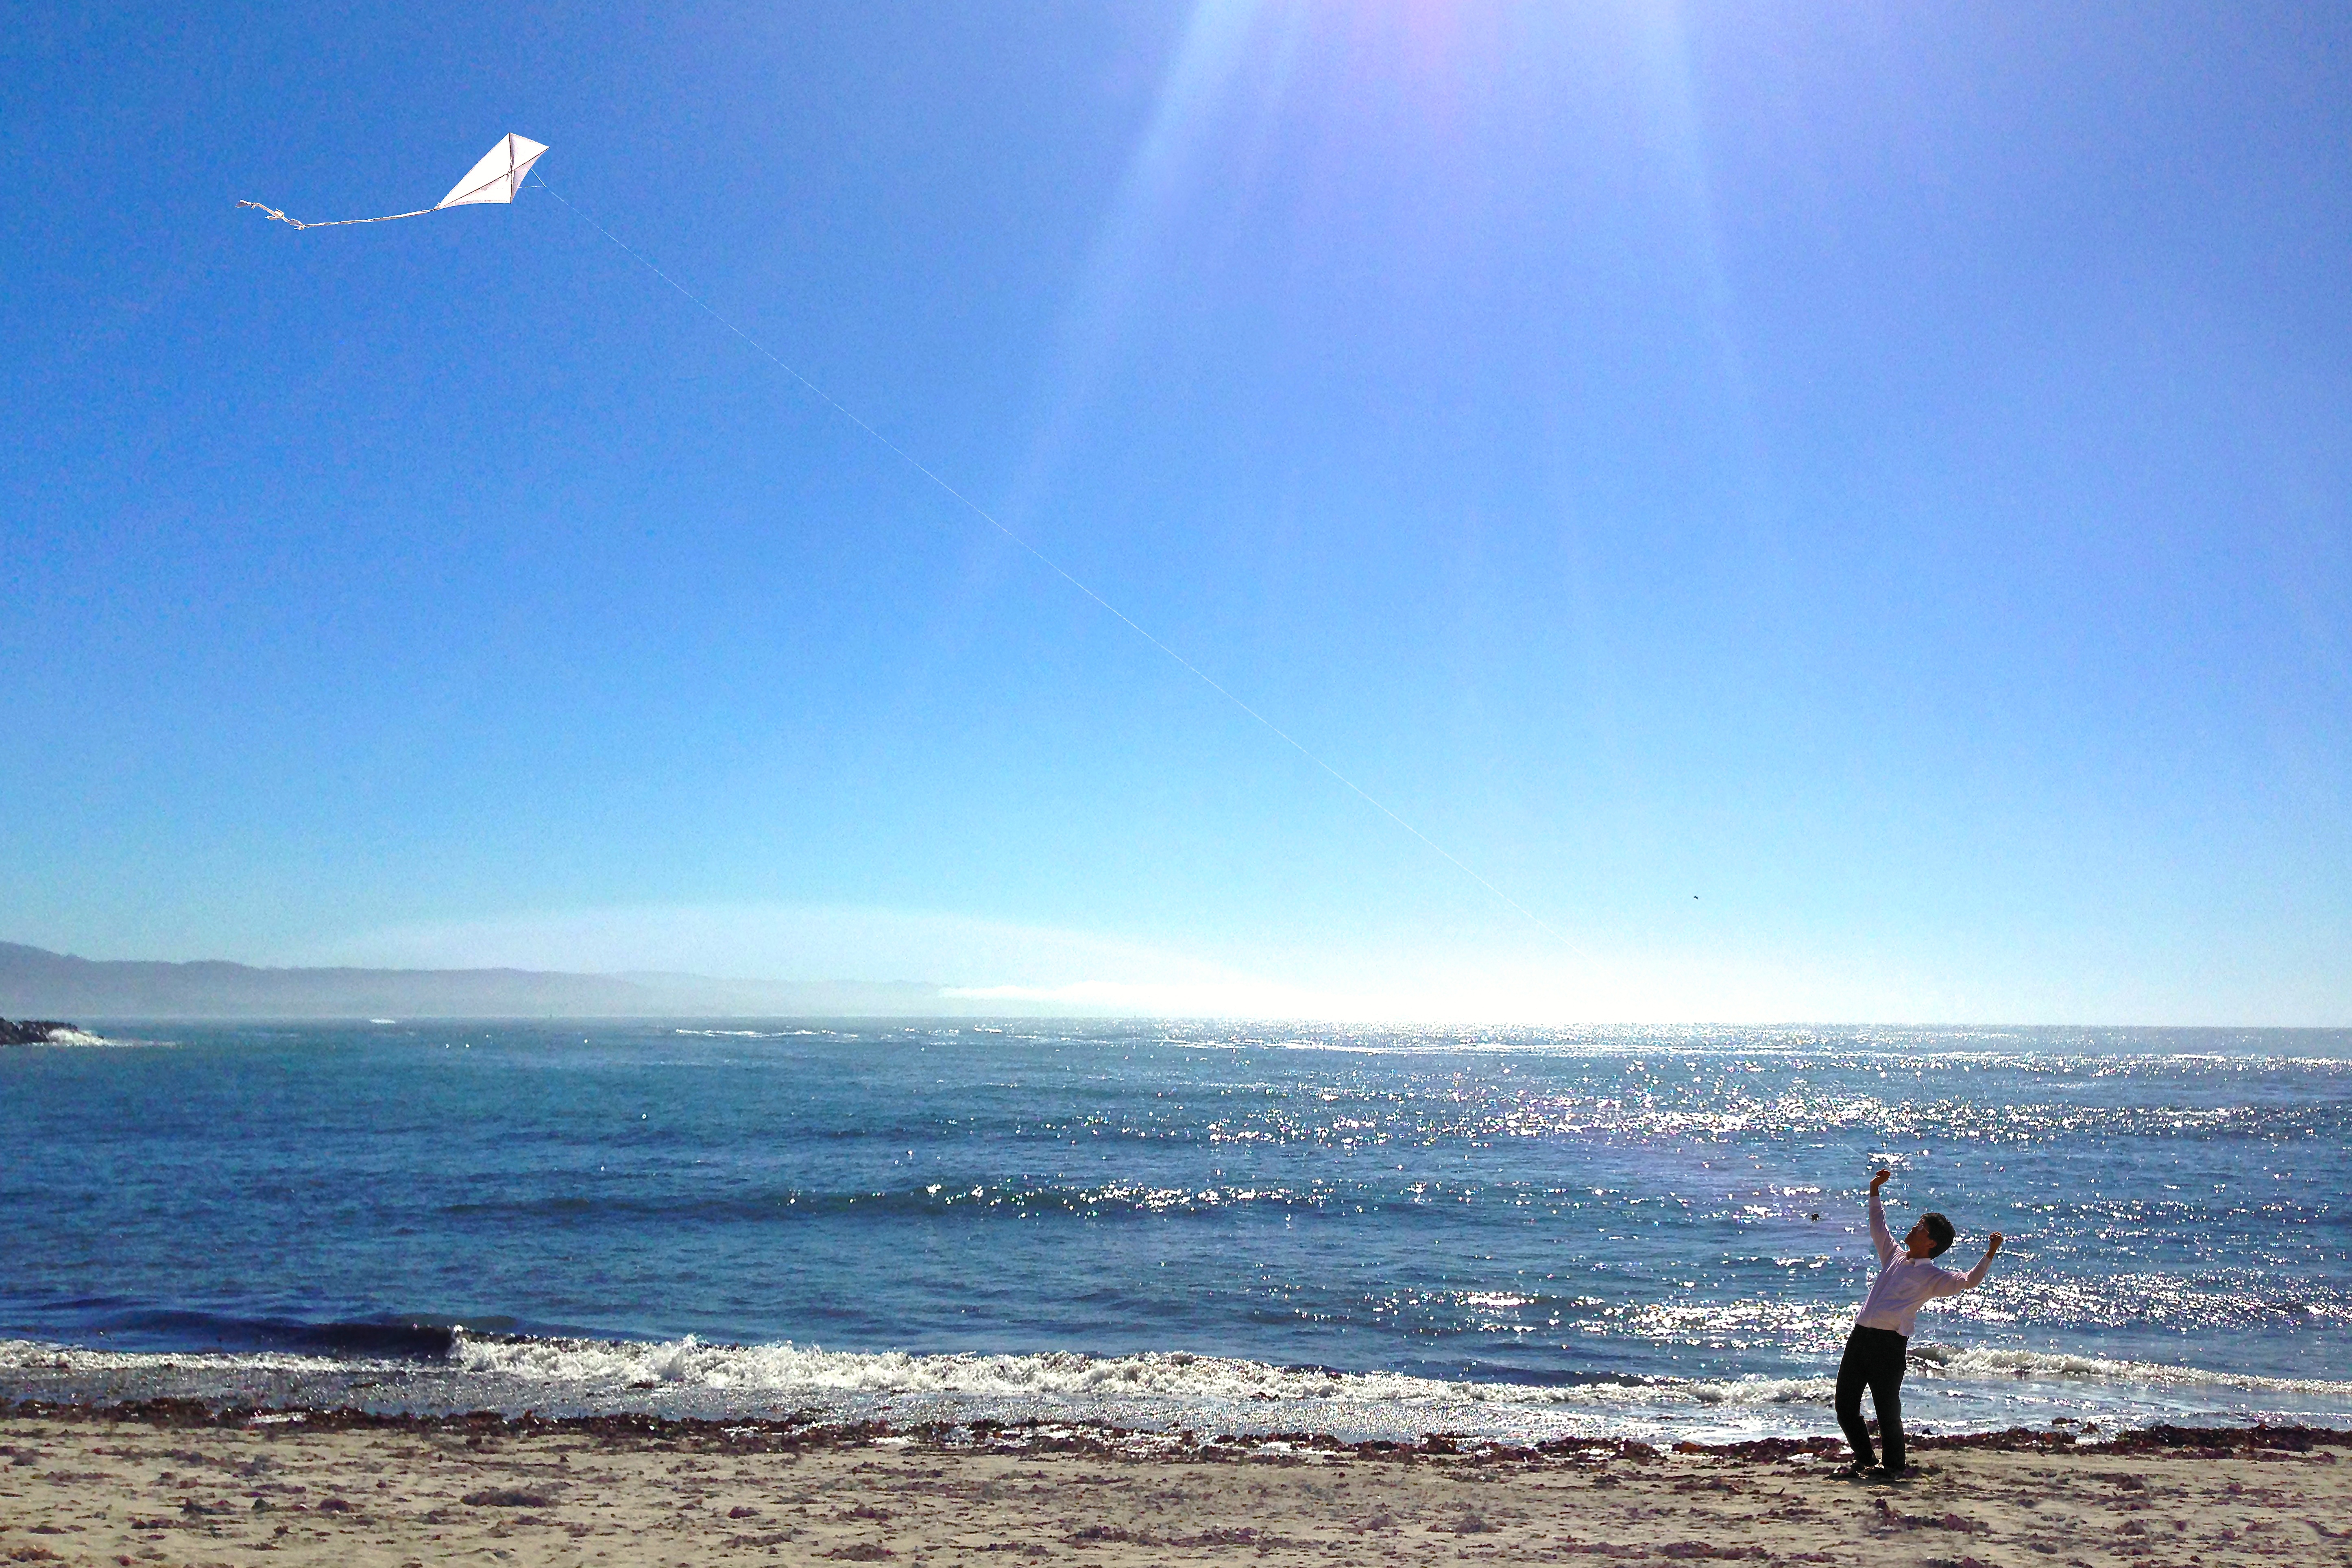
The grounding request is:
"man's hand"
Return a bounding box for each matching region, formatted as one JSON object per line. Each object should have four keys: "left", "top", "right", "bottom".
{"left": 1986, "top": 1232, "right": 2005, "bottom": 1256}
{"left": 1869, "top": 1169, "right": 1891, "bottom": 1193}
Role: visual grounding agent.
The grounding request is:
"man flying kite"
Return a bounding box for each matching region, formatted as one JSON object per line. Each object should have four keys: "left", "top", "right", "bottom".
{"left": 1835, "top": 1167, "right": 2005, "bottom": 1479}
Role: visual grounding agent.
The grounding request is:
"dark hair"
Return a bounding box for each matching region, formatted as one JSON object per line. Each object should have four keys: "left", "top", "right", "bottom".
{"left": 1921, "top": 1212, "right": 1956, "bottom": 1258}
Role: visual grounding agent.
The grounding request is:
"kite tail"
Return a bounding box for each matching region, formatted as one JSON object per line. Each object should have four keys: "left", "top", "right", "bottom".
{"left": 239, "top": 200, "right": 312, "bottom": 229}
{"left": 237, "top": 199, "right": 436, "bottom": 230}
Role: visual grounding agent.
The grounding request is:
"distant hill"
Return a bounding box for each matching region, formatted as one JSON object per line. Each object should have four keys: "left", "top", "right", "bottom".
{"left": 0, "top": 942, "right": 1017, "bottom": 1019}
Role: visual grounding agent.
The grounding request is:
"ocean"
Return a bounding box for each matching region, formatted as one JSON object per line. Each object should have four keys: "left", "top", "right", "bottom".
{"left": 3, "top": 1021, "right": 2347, "bottom": 1444}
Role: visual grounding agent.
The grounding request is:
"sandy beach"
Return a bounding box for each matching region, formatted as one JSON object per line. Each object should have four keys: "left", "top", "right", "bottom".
{"left": 2, "top": 1405, "right": 2345, "bottom": 1568}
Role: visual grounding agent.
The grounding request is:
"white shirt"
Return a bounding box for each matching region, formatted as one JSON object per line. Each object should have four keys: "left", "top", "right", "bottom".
{"left": 1854, "top": 1191, "right": 1990, "bottom": 1337}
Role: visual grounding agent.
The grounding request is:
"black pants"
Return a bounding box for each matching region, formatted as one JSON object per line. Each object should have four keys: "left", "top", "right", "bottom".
{"left": 1835, "top": 1325, "right": 1909, "bottom": 1470}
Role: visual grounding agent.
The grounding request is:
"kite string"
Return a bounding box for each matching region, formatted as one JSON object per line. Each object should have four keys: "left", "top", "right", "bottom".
{"left": 529, "top": 175, "right": 1572, "bottom": 949}
{"left": 238, "top": 199, "right": 436, "bottom": 231}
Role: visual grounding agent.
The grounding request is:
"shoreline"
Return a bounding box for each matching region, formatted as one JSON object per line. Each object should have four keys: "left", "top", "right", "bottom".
{"left": 14, "top": 1325, "right": 2351, "bottom": 1448}
{"left": 10, "top": 1392, "right": 2352, "bottom": 1458}
{"left": 11, "top": 1336, "right": 2352, "bottom": 1459}
{"left": 5, "top": 1400, "right": 2347, "bottom": 1567}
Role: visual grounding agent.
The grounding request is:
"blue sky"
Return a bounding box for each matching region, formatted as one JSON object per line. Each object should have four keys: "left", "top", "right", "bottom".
{"left": 4, "top": 2, "right": 2347, "bottom": 1022}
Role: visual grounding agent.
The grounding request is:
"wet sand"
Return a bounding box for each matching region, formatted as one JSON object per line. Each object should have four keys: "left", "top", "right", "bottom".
{"left": 1, "top": 1403, "right": 2346, "bottom": 1566}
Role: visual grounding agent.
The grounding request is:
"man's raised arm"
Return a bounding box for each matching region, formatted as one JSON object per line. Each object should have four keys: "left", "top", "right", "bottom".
{"left": 1957, "top": 1231, "right": 2005, "bottom": 1289}
{"left": 1867, "top": 1168, "right": 1895, "bottom": 1265}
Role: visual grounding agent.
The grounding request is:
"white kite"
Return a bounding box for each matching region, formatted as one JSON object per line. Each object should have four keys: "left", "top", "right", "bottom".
{"left": 240, "top": 133, "right": 548, "bottom": 230}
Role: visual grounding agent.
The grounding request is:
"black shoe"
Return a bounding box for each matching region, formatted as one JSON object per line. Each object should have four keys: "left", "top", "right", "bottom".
{"left": 1835, "top": 1461, "right": 1874, "bottom": 1479}
{"left": 1871, "top": 1465, "right": 1909, "bottom": 1482}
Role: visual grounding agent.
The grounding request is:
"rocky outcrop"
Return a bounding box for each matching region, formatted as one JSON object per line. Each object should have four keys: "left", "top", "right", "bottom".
{"left": 0, "top": 1016, "right": 86, "bottom": 1045}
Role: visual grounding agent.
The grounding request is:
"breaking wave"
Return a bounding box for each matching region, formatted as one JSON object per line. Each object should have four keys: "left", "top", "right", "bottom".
{"left": 9, "top": 1329, "right": 2352, "bottom": 1444}
{"left": 1909, "top": 1343, "right": 2352, "bottom": 1396}
{"left": 444, "top": 1333, "right": 2352, "bottom": 1405}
